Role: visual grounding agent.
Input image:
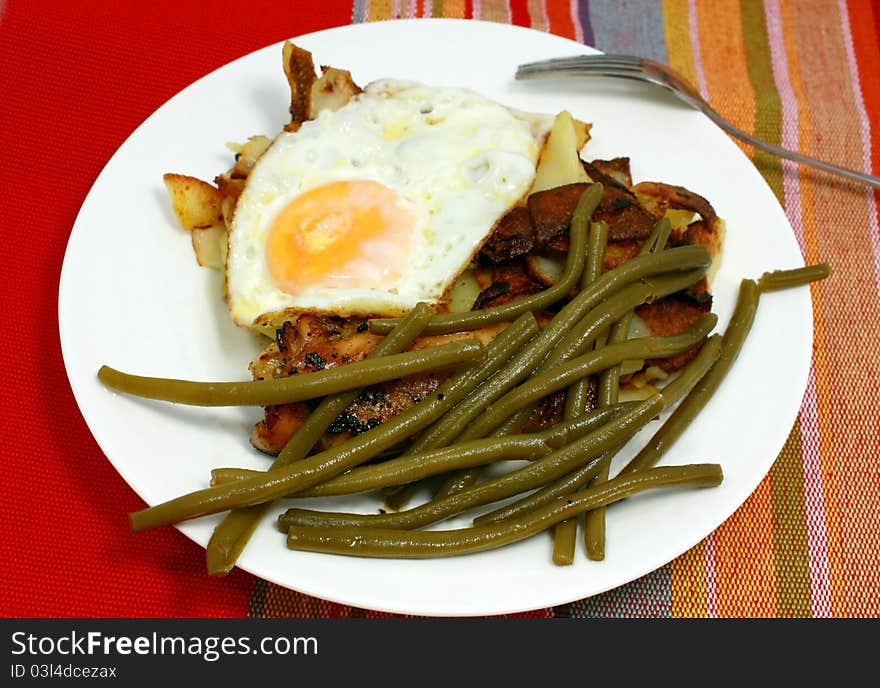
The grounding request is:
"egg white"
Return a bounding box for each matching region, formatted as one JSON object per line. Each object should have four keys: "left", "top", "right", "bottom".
{"left": 226, "top": 79, "right": 553, "bottom": 327}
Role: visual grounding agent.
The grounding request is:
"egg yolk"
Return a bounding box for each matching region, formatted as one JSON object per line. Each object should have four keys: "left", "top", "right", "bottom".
{"left": 266, "top": 180, "right": 414, "bottom": 295}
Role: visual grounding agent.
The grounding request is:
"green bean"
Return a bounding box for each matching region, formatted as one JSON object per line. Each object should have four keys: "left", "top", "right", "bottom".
{"left": 475, "top": 334, "right": 723, "bottom": 525}
{"left": 596, "top": 217, "right": 672, "bottom": 409}
{"left": 493, "top": 262, "right": 708, "bottom": 435}
{"left": 285, "top": 464, "right": 724, "bottom": 558}
{"left": 644, "top": 217, "right": 673, "bottom": 254}
{"left": 585, "top": 221, "right": 611, "bottom": 285}
{"left": 394, "top": 231, "right": 701, "bottom": 506}
{"left": 595, "top": 318, "right": 628, "bottom": 408}
{"left": 296, "top": 436, "right": 546, "bottom": 497}
{"left": 552, "top": 520, "right": 578, "bottom": 565}
{"left": 433, "top": 470, "right": 481, "bottom": 501}
{"left": 428, "top": 404, "right": 629, "bottom": 505}
{"left": 373, "top": 191, "right": 608, "bottom": 507}
{"left": 488, "top": 411, "right": 529, "bottom": 438}
{"left": 204, "top": 302, "right": 436, "bottom": 576}
{"left": 380, "top": 307, "right": 547, "bottom": 509}
{"left": 757, "top": 263, "right": 830, "bottom": 291}
{"left": 398, "top": 209, "right": 605, "bottom": 456}
{"left": 458, "top": 313, "right": 717, "bottom": 441}
{"left": 562, "top": 220, "right": 609, "bottom": 420}
{"left": 275, "top": 302, "right": 436, "bottom": 466}
{"left": 585, "top": 217, "right": 671, "bottom": 561}
{"left": 210, "top": 467, "right": 258, "bottom": 484}
{"left": 621, "top": 279, "right": 759, "bottom": 475}
{"left": 382, "top": 404, "right": 631, "bottom": 507}
{"left": 371, "top": 238, "right": 710, "bottom": 340}
{"left": 538, "top": 404, "right": 632, "bottom": 447}
{"left": 381, "top": 481, "right": 429, "bottom": 512}
{"left": 300, "top": 404, "right": 633, "bottom": 497}
{"left": 539, "top": 267, "right": 707, "bottom": 371}
{"left": 215, "top": 406, "right": 626, "bottom": 497}
{"left": 99, "top": 339, "right": 483, "bottom": 407}
{"left": 128, "top": 313, "right": 537, "bottom": 532}
{"left": 278, "top": 394, "right": 666, "bottom": 532}
{"left": 583, "top": 470, "right": 609, "bottom": 559}
{"left": 368, "top": 183, "right": 603, "bottom": 336}
{"left": 554, "top": 219, "right": 608, "bottom": 564}
{"left": 476, "top": 445, "right": 619, "bottom": 528}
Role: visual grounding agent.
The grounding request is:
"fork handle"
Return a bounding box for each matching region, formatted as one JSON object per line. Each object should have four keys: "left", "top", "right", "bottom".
{"left": 698, "top": 103, "right": 880, "bottom": 188}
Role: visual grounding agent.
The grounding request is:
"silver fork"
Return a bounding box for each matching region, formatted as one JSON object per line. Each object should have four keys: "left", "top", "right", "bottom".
{"left": 517, "top": 54, "right": 880, "bottom": 188}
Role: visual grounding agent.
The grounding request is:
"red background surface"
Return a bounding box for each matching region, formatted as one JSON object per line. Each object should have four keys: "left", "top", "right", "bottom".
{"left": 0, "top": 0, "right": 358, "bottom": 617}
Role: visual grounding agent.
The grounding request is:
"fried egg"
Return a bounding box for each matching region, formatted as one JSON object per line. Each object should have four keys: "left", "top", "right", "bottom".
{"left": 226, "top": 79, "right": 553, "bottom": 327}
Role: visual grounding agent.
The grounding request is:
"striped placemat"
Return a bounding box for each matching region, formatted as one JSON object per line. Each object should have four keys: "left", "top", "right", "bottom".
{"left": 255, "top": 0, "right": 880, "bottom": 618}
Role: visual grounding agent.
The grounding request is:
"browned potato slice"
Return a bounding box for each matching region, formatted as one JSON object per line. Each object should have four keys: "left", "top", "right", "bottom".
{"left": 227, "top": 135, "right": 272, "bottom": 179}
{"left": 602, "top": 240, "right": 642, "bottom": 271}
{"left": 525, "top": 254, "right": 564, "bottom": 286}
{"left": 310, "top": 67, "right": 362, "bottom": 117}
{"left": 283, "top": 41, "right": 317, "bottom": 128}
{"left": 590, "top": 157, "right": 632, "bottom": 188}
{"left": 531, "top": 111, "right": 590, "bottom": 194}
{"left": 573, "top": 118, "right": 592, "bottom": 150}
{"left": 191, "top": 225, "right": 227, "bottom": 270}
{"left": 527, "top": 182, "right": 589, "bottom": 247}
{"left": 446, "top": 269, "right": 482, "bottom": 313}
{"left": 479, "top": 206, "right": 534, "bottom": 264}
{"left": 283, "top": 41, "right": 363, "bottom": 130}
{"left": 163, "top": 173, "right": 223, "bottom": 230}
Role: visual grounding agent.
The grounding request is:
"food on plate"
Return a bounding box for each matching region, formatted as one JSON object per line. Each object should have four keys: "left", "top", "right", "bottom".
{"left": 104, "top": 41, "right": 829, "bottom": 575}
{"left": 227, "top": 80, "right": 560, "bottom": 328}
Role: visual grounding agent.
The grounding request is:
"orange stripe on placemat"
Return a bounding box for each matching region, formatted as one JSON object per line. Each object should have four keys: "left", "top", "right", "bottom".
{"left": 475, "top": 0, "right": 511, "bottom": 22}
{"left": 435, "top": 0, "right": 468, "bottom": 18}
{"left": 695, "top": 1, "right": 756, "bottom": 159}
{"left": 545, "top": 0, "right": 575, "bottom": 40}
{"left": 714, "top": 478, "right": 779, "bottom": 617}
{"left": 790, "top": 0, "right": 880, "bottom": 618}
{"left": 527, "top": 0, "right": 549, "bottom": 31}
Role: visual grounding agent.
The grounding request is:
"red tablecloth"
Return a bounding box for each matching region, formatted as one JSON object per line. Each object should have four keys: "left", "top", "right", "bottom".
{"left": 3, "top": 0, "right": 878, "bottom": 618}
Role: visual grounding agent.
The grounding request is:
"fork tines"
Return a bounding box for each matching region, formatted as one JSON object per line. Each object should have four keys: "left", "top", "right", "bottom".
{"left": 516, "top": 54, "right": 646, "bottom": 80}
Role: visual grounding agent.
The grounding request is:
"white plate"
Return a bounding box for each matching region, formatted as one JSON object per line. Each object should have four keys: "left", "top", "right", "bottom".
{"left": 59, "top": 19, "right": 811, "bottom": 616}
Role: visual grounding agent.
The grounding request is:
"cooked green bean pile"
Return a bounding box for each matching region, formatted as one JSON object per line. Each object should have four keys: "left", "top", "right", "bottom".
{"left": 99, "top": 181, "right": 830, "bottom": 569}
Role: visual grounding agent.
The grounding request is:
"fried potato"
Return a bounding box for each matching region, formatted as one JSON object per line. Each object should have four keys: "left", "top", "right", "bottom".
{"left": 590, "top": 157, "right": 632, "bottom": 188}
{"left": 531, "top": 111, "right": 590, "bottom": 194}
{"left": 572, "top": 118, "right": 592, "bottom": 150}
{"left": 191, "top": 225, "right": 227, "bottom": 270}
{"left": 479, "top": 206, "right": 534, "bottom": 264}
{"left": 283, "top": 41, "right": 363, "bottom": 131}
{"left": 282, "top": 41, "right": 318, "bottom": 129}
{"left": 162, "top": 173, "right": 224, "bottom": 230}
{"left": 226, "top": 135, "right": 272, "bottom": 179}
{"left": 525, "top": 254, "right": 564, "bottom": 286}
{"left": 446, "top": 269, "right": 483, "bottom": 313}
{"left": 310, "top": 66, "right": 362, "bottom": 117}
